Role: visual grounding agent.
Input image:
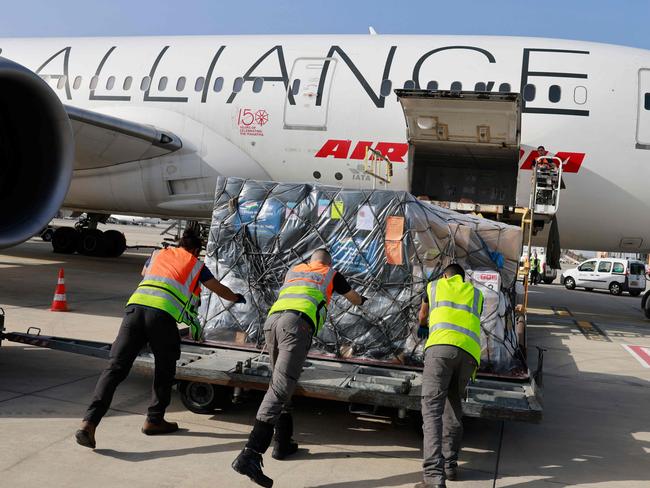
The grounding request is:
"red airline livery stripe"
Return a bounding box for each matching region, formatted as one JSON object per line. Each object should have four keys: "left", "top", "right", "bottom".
{"left": 315, "top": 140, "right": 586, "bottom": 173}
{"left": 315, "top": 140, "right": 409, "bottom": 162}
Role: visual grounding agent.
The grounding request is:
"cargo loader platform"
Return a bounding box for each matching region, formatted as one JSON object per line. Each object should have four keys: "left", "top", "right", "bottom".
{"left": 2, "top": 330, "right": 542, "bottom": 423}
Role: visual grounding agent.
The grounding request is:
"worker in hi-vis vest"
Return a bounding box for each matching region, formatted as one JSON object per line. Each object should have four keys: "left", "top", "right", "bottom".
{"left": 75, "top": 230, "right": 246, "bottom": 449}
{"left": 232, "top": 249, "right": 367, "bottom": 488}
{"left": 415, "top": 263, "right": 483, "bottom": 488}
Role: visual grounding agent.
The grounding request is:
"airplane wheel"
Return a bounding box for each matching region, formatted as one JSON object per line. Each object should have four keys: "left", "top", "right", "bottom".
{"left": 564, "top": 277, "right": 576, "bottom": 290}
{"left": 609, "top": 282, "right": 623, "bottom": 296}
{"left": 41, "top": 227, "right": 54, "bottom": 242}
{"left": 77, "top": 229, "right": 107, "bottom": 256}
{"left": 52, "top": 227, "right": 79, "bottom": 254}
{"left": 104, "top": 230, "right": 127, "bottom": 257}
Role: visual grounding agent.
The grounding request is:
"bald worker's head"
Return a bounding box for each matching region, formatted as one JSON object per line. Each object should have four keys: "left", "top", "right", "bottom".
{"left": 311, "top": 249, "right": 332, "bottom": 265}
{"left": 443, "top": 263, "right": 465, "bottom": 281}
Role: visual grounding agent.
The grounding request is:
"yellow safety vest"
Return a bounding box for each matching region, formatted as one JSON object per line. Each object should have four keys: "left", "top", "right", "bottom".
{"left": 425, "top": 275, "right": 483, "bottom": 366}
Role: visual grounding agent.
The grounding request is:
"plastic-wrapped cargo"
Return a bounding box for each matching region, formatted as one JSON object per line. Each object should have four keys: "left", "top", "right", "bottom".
{"left": 200, "top": 177, "right": 525, "bottom": 375}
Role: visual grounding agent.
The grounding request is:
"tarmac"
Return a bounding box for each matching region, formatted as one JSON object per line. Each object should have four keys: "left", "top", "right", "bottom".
{"left": 1, "top": 229, "right": 650, "bottom": 488}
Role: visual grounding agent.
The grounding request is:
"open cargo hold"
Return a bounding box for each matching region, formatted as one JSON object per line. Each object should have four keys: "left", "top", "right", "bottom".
{"left": 200, "top": 177, "right": 525, "bottom": 378}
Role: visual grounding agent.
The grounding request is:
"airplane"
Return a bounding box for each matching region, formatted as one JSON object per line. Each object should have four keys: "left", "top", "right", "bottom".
{"left": 0, "top": 34, "right": 649, "bottom": 257}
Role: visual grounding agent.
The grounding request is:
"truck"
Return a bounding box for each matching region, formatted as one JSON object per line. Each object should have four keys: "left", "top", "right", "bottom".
{"left": 2, "top": 90, "right": 557, "bottom": 424}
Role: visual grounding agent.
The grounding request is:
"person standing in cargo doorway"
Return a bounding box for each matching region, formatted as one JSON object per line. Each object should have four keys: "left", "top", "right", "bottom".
{"left": 415, "top": 263, "right": 483, "bottom": 488}
{"left": 75, "top": 230, "right": 246, "bottom": 449}
{"left": 232, "top": 249, "right": 367, "bottom": 488}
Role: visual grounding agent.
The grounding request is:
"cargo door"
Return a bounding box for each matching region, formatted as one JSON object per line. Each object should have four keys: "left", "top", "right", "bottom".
{"left": 283, "top": 57, "right": 336, "bottom": 131}
{"left": 636, "top": 69, "right": 650, "bottom": 148}
{"left": 395, "top": 90, "right": 521, "bottom": 206}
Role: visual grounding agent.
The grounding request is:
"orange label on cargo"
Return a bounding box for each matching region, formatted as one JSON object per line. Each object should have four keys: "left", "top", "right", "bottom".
{"left": 385, "top": 240, "right": 403, "bottom": 265}
{"left": 386, "top": 216, "right": 404, "bottom": 240}
{"left": 385, "top": 216, "right": 405, "bottom": 265}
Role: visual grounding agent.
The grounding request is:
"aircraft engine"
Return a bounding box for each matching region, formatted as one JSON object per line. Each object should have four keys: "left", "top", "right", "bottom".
{"left": 0, "top": 57, "right": 74, "bottom": 248}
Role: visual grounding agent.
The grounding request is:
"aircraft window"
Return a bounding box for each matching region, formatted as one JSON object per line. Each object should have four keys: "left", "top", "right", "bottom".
{"left": 403, "top": 80, "right": 416, "bottom": 90}
{"left": 474, "top": 82, "right": 486, "bottom": 91}
{"left": 252, "top": 77, "right": 264, "bottom": 93}
{"left": 499, "top": 83, "right": 511, "bottom": 92}
{"left": 612, "top": 262, "right": 625, "bottom": 274}
{"left": 123, "top": 76, "right": 132, "bottom": 90}
{"left": 213, "top": 76, "right": 224, "bottom": 92}
{"left": 291, "top": 79, "right": 301, "bottom": 96}
{"left": 89, "top": 76, "right": 98, "bottom": 90}
{"left": 176, "top": 76, "right": 186, "bottom": 92}
{"left": 549, "top": 85, "right": 561, "bottom": 103}
{"left": 380, "top": 79, "right": 392, "bottom": 97}
{"left": 574, "top": 86, "right": 587, "bottom": 105}
{"left": 194, "top": 77, "right": 205, "bottom": 92}
{"left": 73, "top": 76, "right": 82, "bottom": 90}
{"left": 233, "top": 77, "right": 244, "bottom": 93}
{"left": 158, "top": 77, "right": 168, "bottom": 91}
{"left": 523, "top": 84, "right": 536, "bottom": 101}
{"left": 426, "top": 80, "right": 438, "bottom": 91}
{"left": 106, "top": 76, "right": 115, "bottom": 90}
{"left": 450, "top": 81, "right": 462, "bottom": 91}
{"left": 578, "top": 260, "right": 596, "bottom": 272}
{"left": 598, "top": 261, "right": 612, "bottom": 273}
{"left": 140, "top": 76, "right": 151, "bottom": 91}
{"left": 56, "top": 76, "right": 67, "bottom": 90}
{"left": 645, "top": 93, "right": 650, "bottom": 110}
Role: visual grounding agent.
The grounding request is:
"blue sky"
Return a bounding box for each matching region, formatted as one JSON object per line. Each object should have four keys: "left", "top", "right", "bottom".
{"left": 1, "top": 0, "right": 649, "bottom": 49}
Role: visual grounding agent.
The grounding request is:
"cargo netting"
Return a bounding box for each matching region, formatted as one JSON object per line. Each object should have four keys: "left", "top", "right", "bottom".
{"left": 200, "top": 177, "right": 526, "bottom": 375}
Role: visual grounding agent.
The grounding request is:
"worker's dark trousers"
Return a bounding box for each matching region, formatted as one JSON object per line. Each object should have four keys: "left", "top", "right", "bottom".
{"left": 421, "top": 345, "right": 477, "bottom": 485}
{"left": 256, "top": 312, "right": 312, "bottom": 424}
{"left": 83, "top": 305, "right": 180, "bottom": 425}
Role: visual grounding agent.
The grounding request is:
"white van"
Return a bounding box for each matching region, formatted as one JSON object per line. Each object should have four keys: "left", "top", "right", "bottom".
{"left": 561, "top": 258, "right": 647, "bottom": 296}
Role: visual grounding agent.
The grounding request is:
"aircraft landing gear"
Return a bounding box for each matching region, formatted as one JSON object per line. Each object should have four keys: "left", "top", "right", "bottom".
{"left": 51, "top": 213, "right": 127, "bottom": 258}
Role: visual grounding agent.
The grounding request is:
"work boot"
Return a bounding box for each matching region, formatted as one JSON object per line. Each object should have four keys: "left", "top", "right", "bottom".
{"left": 232, "top": 448, "right": 273, "bottom": 488}
{"left": 141, "top": 418, "right": 179, "bottom": 435}
{"left": 414, "top": 482, "right": 446, "bottom": 488}
{"left": 232, "top": 419, "right": 275, "bottom": 487}
{"left": 75, "top": 420, "right": 96, "bottom": 449}
{"left": 272, "top": 412, "right": 299, "bottom": 460}
{"left": 445, "top": 464, "right": 458, "bottom": 481}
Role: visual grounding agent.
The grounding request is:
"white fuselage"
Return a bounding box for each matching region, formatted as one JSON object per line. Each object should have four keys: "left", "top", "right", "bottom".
{"left": 2, "top": 35, "right": 649, "bottom": 251}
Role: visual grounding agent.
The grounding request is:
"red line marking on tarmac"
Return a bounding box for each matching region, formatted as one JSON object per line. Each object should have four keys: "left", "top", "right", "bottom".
{"left": 622, "top": 345, "right": 650, "bottom": 368}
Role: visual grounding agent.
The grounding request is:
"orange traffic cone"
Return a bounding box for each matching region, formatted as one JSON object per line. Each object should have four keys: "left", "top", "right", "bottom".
{"left": 51, "top": 268, "right": 69, "bottom": 312}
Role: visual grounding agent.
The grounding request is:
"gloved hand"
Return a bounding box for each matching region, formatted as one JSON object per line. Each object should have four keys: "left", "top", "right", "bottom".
{"left": 234, "top": 293, "right": 247, "bottom": 304}
{"left": 360, "top": 295, "right": 368, "bottom": 305}
{"left": 417, "top": 325, "right": 429, "bottom": 340}
{"left": 190, "top": 322, "right": 202, "bottom": 342}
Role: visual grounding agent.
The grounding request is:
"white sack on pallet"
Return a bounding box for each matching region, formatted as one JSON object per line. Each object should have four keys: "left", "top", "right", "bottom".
{"left": 200, "top": 177, "right": 525, "bottom": 375}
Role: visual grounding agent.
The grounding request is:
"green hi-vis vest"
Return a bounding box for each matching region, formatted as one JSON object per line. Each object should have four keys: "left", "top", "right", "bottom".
{"left": 425, "top": 275, "right": 483, "bottom": 366}
{"left": 268, "top": 262, "right": 336, "bottom": 333}
{"left": 127, "top": 248, "right": 204, "bottom": 330}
